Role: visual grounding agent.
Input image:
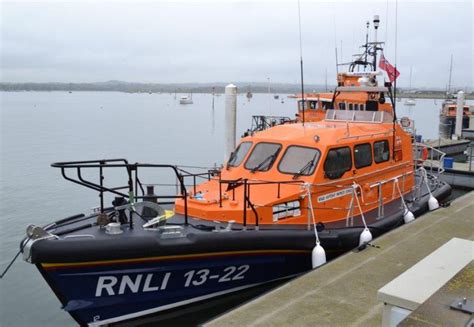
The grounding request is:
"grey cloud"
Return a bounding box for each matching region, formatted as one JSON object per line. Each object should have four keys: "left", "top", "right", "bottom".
{"left": 1, "top": 1, "right": 472, "bottom": 88}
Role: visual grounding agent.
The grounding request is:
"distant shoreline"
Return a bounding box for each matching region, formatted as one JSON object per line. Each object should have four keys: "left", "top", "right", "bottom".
{"left": 1, "top": 90, "right": 472, "bottom": 100}
{"left": 1, "top": 81, "right": 473, "bottom": 99}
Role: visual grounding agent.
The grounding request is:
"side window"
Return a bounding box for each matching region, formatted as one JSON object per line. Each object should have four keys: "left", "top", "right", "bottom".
{"left": 348, "top": 103, "right": 353, "bottom": 110}
{"left": 227, "top": 142, "right": 252, "bottom": 167}
{"left": 354, "top": 143, "right": 372, "bottom": 169}
{"left": 323, "top": 147, "right": 352, "bottom": 179}
{"left": 338, "top": 102, "right": 346, "bottom": 110}
{"left": 374, "top": 140, "right": 390, "bottom": 163}
{"left": 360, "top": 104, "right": 365, "bottom": 111}
{"left": 354, "top": 104, "right": 359, "bottom": 111}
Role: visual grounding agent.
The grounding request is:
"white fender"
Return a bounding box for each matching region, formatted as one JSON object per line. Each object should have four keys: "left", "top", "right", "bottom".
{"left": 403, "top": 209, "right": 415, "bottom": 224}
{"left": 428, "top": 195, "right": 439, "bottom": 211}
{"left": 359, "top": 228, "right": 372, "bottom": 246}
{"left": 311, "top": 243, "right": 326, "bottom": 268}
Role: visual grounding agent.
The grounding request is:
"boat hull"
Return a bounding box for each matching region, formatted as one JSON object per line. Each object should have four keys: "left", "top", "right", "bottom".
{"left": 27, "top": 180, "right": 451, "bottom": 326}
{"left": 439, "top": 115, "right": 470, "bottom": 139}
{"left": 38, "top": 250, "right": 311, "bottom": 326}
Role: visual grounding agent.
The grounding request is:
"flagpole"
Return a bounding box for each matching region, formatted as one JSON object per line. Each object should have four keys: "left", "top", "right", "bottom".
{"left": 393, "top": 0, "right": 398, "bottom": 116}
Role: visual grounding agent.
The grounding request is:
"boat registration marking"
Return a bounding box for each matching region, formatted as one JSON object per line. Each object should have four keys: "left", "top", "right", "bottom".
{"left": 317, "top": 188, "right": 353, "bottom": 203}
{"left": 94, "top": 265, "right": 250, "bottom": 297}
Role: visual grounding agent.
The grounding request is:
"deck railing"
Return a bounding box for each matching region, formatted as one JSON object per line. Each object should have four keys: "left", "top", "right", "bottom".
{"left": 412, "top": 142, "right": 446, "bottom": 175}
{"left": 51, "top": 159, "right": 189, "bottom": 227}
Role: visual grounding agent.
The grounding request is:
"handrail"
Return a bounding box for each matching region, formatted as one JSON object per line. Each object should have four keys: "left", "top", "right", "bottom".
{"left": 413, "top": 142, "right": 446, "bottom": 175}
{"left": 242, "top": 115, "right": 294, "bottom": 137}
{"left": 51, "top": 159, "right": 189, "bottom": 225}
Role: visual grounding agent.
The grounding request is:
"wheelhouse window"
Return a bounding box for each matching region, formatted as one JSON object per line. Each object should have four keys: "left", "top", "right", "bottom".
{"left": 298, "top": 100, "right": 318, "bottom": 110}
{"left": 374, "top": 140, "right": 390, "bottom": 163}
{"left": 278, "top": 146, "right": 320, "bottom": 177}
{"left": 309, "top": 101, "right": 318, "bottom": 110}
{"left": 323, "top": 147, "right": 352, "bottom": 179}
{"left": 244, "top": 142, "right": 282, "bottom": 172}
{"left": 354, "top": 143, "right": 372, "bottom": 169}
{"left": 322, "top": 101, "right": 331, "bottom": 110}
{"left": 227, "top": 142, "right": 252, "bottom": 167}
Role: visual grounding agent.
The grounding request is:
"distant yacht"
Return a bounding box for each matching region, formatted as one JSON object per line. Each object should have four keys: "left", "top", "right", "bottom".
{"left": 404, "top": 67, "right": 416, "bottom": 106}
{"left": 404, "top": 98, "right": 416, "bottom": 106}
{"left": 179, "top": 94, "right": 193, "bottom": 105}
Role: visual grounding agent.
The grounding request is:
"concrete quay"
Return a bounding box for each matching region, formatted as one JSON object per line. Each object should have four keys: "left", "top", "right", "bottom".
{"left": 205, "top": 192, "right": 474, "bottom": 327}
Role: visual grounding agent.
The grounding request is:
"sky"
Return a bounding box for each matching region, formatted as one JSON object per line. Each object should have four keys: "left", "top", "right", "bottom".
{"left": 1, "top": 0, "right": 472, "bottom": 89}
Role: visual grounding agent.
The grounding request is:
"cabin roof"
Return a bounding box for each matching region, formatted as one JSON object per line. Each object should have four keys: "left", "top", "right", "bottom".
{"left": 242, "top": 120, "right": 393, "bottom": 147}
{"left": 298, "top": 91, "right": 379, "bottom": 102}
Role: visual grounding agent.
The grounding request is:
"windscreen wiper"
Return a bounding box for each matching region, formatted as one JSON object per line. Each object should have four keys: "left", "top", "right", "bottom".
{"left": 226, "top": 151, "right": 236, "bottom": 170}
{"left": 250, "top": 153, "right": 276, "bottom": 173}
{"left": 292, "top": 159, "right": 315, "bottom": 180}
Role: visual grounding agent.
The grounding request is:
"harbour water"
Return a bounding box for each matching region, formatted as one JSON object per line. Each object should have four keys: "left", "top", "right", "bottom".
{"left": 0, "top": 92, "right": 470, "bottom": 326}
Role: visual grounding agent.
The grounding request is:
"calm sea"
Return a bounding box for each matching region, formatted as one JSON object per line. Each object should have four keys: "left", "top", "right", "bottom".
{"left": 0, "top": 91, "right": 463, "bottom": 326}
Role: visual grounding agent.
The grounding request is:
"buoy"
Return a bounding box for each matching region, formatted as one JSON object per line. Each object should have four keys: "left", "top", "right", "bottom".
{"left": 403, "top": 209, "right": 415, "bottom": 224}
{"left": 311, "top": 242, "right": 326, "bottom": 268}
{"left": 428, "top": 195, "right": 439, "bottom": 211}
{"left": 359, "top": 228, "right": 372, "bottom": 246}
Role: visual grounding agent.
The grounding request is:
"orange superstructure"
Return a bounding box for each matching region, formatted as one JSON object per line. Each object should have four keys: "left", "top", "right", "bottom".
{"left": 176, "top": 109, "right": 414, "bottom": 227}
{"left": 295, "top": 72, "right": 394, "bottom": 123}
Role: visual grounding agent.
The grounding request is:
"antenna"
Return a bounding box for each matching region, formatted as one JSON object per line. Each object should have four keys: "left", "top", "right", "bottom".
{"left": 340, "top": 40, "right": 343, "bottom": 63}
{"left": 392, "top": 1, "right": 399, "bottom": 161}
{"left": 333, "top": 6, "right": 339, "bottom": 75}
{"left": 373, "top": 14, "right": 380, "bottom": 69}
{"left": 297, "top": 0, "right": 305, "bottom": 126}
{"left": 385, "top": 0, "right": 389, "bottom": 42}
{"left": 365, "top": 21, "right": 370, "bottom": 70}
{"left": 267, "top": 77, "right": 271, "bottom": 112}
{"left": 447, "top": 54, "right": 453, "bottom": 95}
{"left": 325, "top": 68, "right": 328, "bottom": 92}
{"left": 409, "top": 67, "right": 413, "bottom": 91}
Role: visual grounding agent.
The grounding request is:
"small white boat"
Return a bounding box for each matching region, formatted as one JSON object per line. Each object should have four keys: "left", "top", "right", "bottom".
{"left": 179, "top": 94, "right": 193, "bottom": 105}
{"left": 405, "top": 98, "right": 416, "bottom": 106}
{"left": 404, "top": 68, "right": 416, "bottom": 106}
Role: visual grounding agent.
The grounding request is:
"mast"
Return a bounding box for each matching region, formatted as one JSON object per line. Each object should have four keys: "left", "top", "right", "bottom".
{"left": 325, "top": 68, "right": 328, "bottom": 92}
{"left": 393, "top": 1, "right": 399, "bottom": 162}
{"left": 365, "top": 21, "right": 370, "bottom": 70}
{"left": 409, "top": 67, "right": 412, "bottom": 91}
{"left": 447, "top": 54, "right": 453, "bottom": 95}
{"left": 297, "top": 0, "right": 305, "bottom": 126}
{"left": 372, "top": 15, "right": 380, "bottom": 70}
{"left": 267, "top": 77, "right": 271, "bottom": 112}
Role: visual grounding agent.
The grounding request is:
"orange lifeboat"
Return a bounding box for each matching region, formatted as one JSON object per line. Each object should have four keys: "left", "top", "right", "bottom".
{"left": 20, "top": 15, "right": 452, "bottom": 326}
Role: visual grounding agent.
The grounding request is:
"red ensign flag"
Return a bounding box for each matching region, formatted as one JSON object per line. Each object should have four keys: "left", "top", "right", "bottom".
{"left": 379, "top": 54, "right": 400, "bottom": 82}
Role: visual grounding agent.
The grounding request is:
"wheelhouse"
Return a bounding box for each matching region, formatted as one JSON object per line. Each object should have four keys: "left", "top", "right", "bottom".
{"left": 175, "top": 109, "right": 414, "bottom": 226}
